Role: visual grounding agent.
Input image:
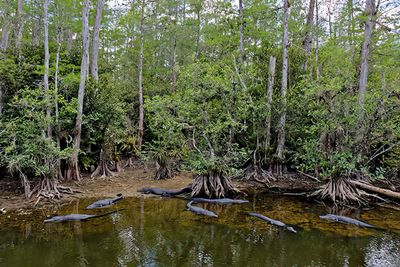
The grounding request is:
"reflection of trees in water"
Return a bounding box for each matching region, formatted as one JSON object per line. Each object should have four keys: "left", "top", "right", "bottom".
{"left": 2, "top": 197, "right": 400, "bottom": 266}
{"left": 364, "top": 234, "right": 400, "bottom": 267}
{"left": 73, "top": 199, "right": 88, "bottom": 267}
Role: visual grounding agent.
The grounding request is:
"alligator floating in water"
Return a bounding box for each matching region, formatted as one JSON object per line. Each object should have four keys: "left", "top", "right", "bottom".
{"left": 191, "top": 198, "right": 249, "bottom": 204}
{"left": 138, "top": 187, "right": 192, "bottom": 197}
{"left": 247, "top": 212, "right": 297, "bottom": 233}
{"left": 186, "top": 201, "right": 218, "bottom": 217}
{"left": 86, "top": 193, "right": 124, "bottom": 209}
{"left": 44, "top": 210, "right": 120, "bottom": 223}
{"left": 319, "top": 214, "right": 374, "bottom": 228}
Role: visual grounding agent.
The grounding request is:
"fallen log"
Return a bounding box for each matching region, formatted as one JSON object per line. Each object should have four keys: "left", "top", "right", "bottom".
{"left": 349, "top": 180, "right": 400, "bottom": 200}
{"left": 377, "top": 203, "right": 400, "bottom": 211}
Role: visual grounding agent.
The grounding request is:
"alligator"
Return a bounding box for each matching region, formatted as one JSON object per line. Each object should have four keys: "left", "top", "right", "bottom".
{"left": 86, "top": 193, "right": 124, "bottom": 209}
{"left": 44, "top": 210, "right": 120, "bottom": 223}
{"left": 138, "top": 187, "right": 192, "bottom": 197}
{"left": 191, "top": 198, "right": 249, "bottom": 204}
{"left": 186, "top": 201, "right": 218, "bottom": 217}
{"left": 319, "top": 214, "right": 374, "bottom": 228}
{"left": 247, "top": 212, "right": 297, "bottom": 233}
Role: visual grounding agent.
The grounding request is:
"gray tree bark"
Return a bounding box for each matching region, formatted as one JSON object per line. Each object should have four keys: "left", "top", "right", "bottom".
{"left": 0, "top": 81, "right": 3, "bottom": 115}
{"left": 315, "top": 0, "right": 320, "bottom": 79}
{"left": 301, "top": 0, "right": 315, "bottom": 71}
{"left": 347, "top": 0, "right": 355, "bottom": 45}
{"left": 171, "top": 3, "right": 178, "bottom": 92}
{"left": 327, "top": 5, "right": 332, "bottom": 38}
{"left": 0, "top": 22, "right": 9, "bottom": 51}
{"left": 265, "top": 56, "right": 276, "bottom": 150}
{"left": 55, "top": 28, "right": 62, "bottom": 179}
{"left": 15, "top": 0, "right": 24, "bottom": 49}
{"left": 66, "top": 28, "right": 73, "bottom": 53}
{"left": 276, "top": 0, "right": 289, "bottom": 169}
{"left": 195, "top": 7, "right": 201, "bottom": 59}
{"left": 239, "top": 0, "right": 244, "bottom": 57}
{"left": 66, "top": 0, "right": 90, "bottom": 181}
{"left": 30, "top": 0, "right": 41, "bottom": 46}
{"left": 44, "top": 0, "right": 51, "bottom": 137}
{"left": 358, "top": 0, "right": 375, "bottom": 112}
{"left": 91, "top": 0, "right": 104, "bottom": 83}
{"left": 137, "top": 0, "right": 145, "bottom": 149}
{"left": 0, "top": 0, "right": 10, "bottom": 51}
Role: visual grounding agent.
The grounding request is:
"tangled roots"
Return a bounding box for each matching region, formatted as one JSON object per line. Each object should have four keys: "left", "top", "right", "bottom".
{"left": 155, "top": 160, "right": 174, "bottom": 180}
{"left": 191, "top": 170, "right": 241, "bottom": 198}
{"left": 91, "top": 150, "right": 115, "bottom": 178}
{"left": 241, "top": 162, "right": 276, "bottom": 185}
{"left": 312, "top": 178, "right": 367, "bottom": 206}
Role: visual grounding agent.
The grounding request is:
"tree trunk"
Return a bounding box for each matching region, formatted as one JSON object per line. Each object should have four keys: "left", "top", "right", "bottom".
{"left": 0, "top": 83, "right": 3, "bottom": 115}
{"left": 195, "top": 8, "right": 201, "bottom": 59}
{"left": 239, "top": 0, "right": 244, "bottom": 60}
{"left": 30, "top": 0, "right": 41, "bottom": 47}
{"left": 0, "top": 0, "right": 10, "bottom": 51}
{"left": 358, "top": 0, "right": 375, "bottom": 112}
{"left": 265, "top": 56, "right": 276, "bottom": 151}
{"left": 15, "top": 0, "right": 24, "bottom": 50}
{"left": 276, "top": 0, "right": 289, "bottom": 170}
{"left": 171, "top": 4, "right": 178, "bottom": 92}
{"left": 315, "top": 0, "right": 320, "bottom": 79}
{"left": 0, "top": 22, "right": 9, "bottom": 51}
{"left": 44, "top": 0, "right": 51, "bottom": 138}
{"left": 349, "top": 180, "right": 400, "bottom": 200}
{"left": 66, "top": 28, "right": 73, "bottom": 53}
{"left": 55, "top": 14, "right": 63, "bottom": 179}
{"left": 66, "top": 0, "right": 90, "bottom": 181}
{"left": 327, "top": 5, "right": 332, "bottom": 38}
{"left": 301, "top": 0, "right": 315, "bottom": 71}
{"left": 136, "top": 0, "right": 145, "bottom": 149}
{"left": 347, "top": 0, "right": 355, "bottom": 45}
{"left": 91, "top": 0, "right": 104, "bottom": 84}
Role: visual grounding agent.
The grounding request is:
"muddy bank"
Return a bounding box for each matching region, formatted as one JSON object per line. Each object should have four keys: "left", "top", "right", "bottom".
{"left": 1, "top": 165, "right": 399, "bottom": 212}
{"left": 0, "top": 167, "right": 193, "bottom": 211}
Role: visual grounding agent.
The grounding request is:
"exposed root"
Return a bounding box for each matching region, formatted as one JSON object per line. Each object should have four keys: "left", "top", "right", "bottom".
{"left": 14, "top": 178, "right": 74, "bottom": 206}
{"left": 155, "top": 160, "right": 174, "bottom": 180}
{"left": 113, "top": 161, "right": 124, "bottom": 173}
{"left": 20, "top": 172, "right": 31, "bottom": 198}
{"left": 274, "top": 164, "right": 287, "bottom": 176}
{"left": 65, "top": 157, "right": 81, "bottom": 181}
{"left": 312, "top": 178, "right": 367, "bottom": 206}
{"left": 91, "top": 149, "right": 115, "bottom": 178}
{"left": 191, "top": 170, "right": 241, "bottom": 198}
{"left": 241, "top": 162, "right": 276, "bottom": 185}
{"left": 123, "top": 157, "right": 135, "bottom": 168}
{"left": 91, "top": 163, "right": 115, "bottom": 178}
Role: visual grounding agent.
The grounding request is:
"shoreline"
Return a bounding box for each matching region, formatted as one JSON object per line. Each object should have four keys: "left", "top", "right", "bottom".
{"left": 1, "top": 165, "right": 398, "bottom": 212}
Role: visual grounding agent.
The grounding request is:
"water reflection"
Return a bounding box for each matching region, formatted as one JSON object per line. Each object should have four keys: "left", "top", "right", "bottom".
{"left": 0, "top": 196, "right": 399, "bottom": 267}
{"left": 365, "top": 234, "right": 400, "bottom": 267}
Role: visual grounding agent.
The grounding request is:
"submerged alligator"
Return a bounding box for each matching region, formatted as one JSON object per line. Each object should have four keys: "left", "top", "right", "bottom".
{"left": 319, "top": 214, "right": 375, "bottom": 228}
{"left": 44, "top": 210, "right": 120, "bottom": 223}
{"left": 138, "top": 187, "right": 192, "bottom": 197}
{"left": 191, "top": 198, "right": 249, "bottom": 204}
{"left": 186, "top": 201, "right": 218, "bottom": 217}
{"left": 86, "top": 193, "right": 124, "bottom": 209}
{"left": 247, "top": 212, "right": 297, "bottom": 233}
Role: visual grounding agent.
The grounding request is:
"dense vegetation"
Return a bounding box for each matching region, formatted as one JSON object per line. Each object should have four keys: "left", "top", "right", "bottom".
{"left": 0, "top": 0, "right": 399, "bottom": 204}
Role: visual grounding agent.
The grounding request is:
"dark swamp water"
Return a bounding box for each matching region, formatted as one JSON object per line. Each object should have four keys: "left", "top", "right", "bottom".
{"left": 1, "top": 195, "right": 400, "bottom": 267}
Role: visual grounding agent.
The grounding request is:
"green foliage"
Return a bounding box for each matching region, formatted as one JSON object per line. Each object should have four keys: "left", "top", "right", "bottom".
{"left": 0, "top": 0, "right": 399, "bottom": 187}
{"left": 82, "top": 77, "right": 128, "bottom": 164}
{"left": 0, "top": 87, "right": 71, "bottom": 178}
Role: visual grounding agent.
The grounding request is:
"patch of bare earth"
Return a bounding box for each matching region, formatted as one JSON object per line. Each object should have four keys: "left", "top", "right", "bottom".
{"left": 0, "top": 166, "right": 193, "bottom": 211}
